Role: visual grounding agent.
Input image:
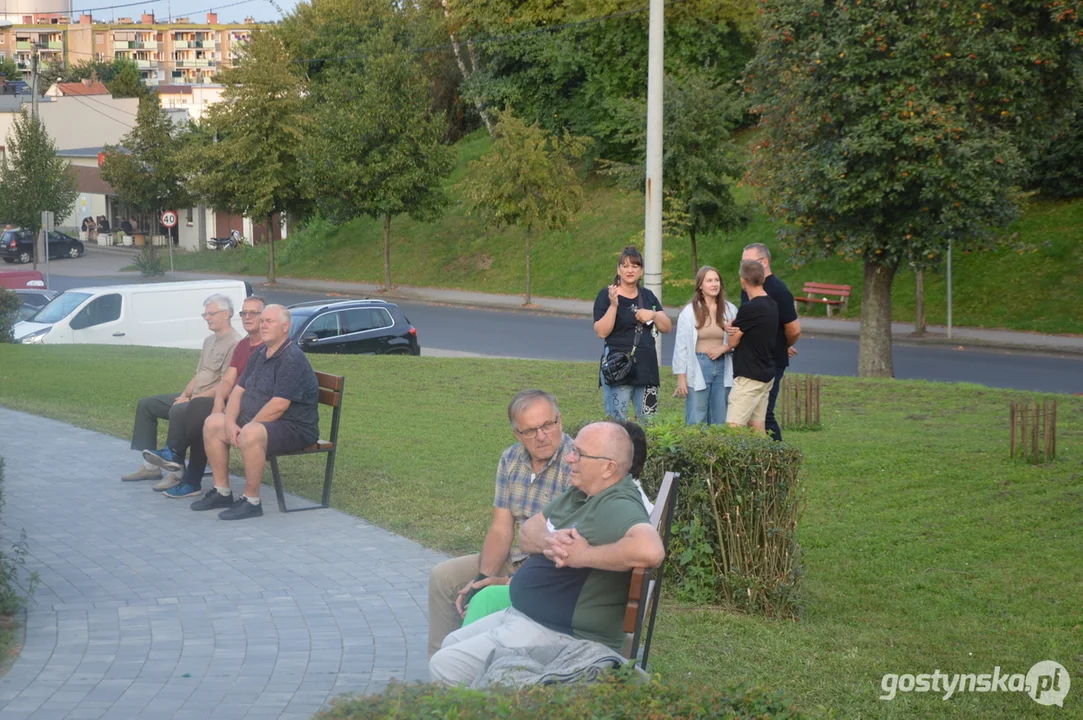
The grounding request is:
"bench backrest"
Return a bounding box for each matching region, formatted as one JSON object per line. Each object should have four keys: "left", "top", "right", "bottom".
{"left": 801, "top": 282, "right": 851, "bottom": 297}
{"left": 623, "top": 471, "right": 679, "bottom": 669}
{"left": 315, "top": 371, "right": 345, "bottom": 408}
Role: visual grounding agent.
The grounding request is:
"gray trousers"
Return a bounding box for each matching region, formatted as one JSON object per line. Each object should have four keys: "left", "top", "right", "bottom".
{"left": 130, "top": 393, "right": 187, "bottom": 456}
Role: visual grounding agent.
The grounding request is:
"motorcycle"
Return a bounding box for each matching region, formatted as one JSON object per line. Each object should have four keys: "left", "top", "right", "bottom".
{"left": 206, "top": 231, "right": 244, "bottom": 251}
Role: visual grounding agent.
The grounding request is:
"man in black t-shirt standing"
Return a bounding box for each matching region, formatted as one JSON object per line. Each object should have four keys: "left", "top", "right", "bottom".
{"left": 725, "top": 261, "right": 779, "bottom": 434}
{"left": 740, "top": 243, "right": 801, "bottom": 441}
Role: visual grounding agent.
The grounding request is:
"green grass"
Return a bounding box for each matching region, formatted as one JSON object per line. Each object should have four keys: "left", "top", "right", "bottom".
{"left": 162, "top": 129, "right": 1083, "bottom": 335}
{"left": 0, "top": 345, "right": 1079, "bottom": 717}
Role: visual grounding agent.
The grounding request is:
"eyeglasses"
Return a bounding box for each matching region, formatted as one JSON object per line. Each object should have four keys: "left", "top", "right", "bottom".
{"left": 201, "top": 309, "right": 226, "bottom": 319}
{"left": 515, "top": 417, "right": 560, "bottom": 440}
{"left": 568, "top": 445, "right": 612, "bottom": 463}
{"left": 239, "top": 310, "right": 263, "bottom": 318}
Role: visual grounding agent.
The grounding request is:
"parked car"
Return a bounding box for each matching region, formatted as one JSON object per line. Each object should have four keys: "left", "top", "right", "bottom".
{"left": 1, "top": 229, "right": 85, "bottom": 264}
{"left": 288, "top": 299, "right": 420, "bottom": 356}
{"left": 13, "top": 288, "right": 58, "bottom": 322}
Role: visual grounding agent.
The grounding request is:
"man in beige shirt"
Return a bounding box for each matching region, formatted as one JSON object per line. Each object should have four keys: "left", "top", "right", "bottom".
{"left": 121, "top": 294, "right": 241, "bottom": 484}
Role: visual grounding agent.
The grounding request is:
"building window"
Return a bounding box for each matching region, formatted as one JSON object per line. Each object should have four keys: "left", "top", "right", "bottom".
{"left": 96, "top": 35, "right": 103, "bottom": 44}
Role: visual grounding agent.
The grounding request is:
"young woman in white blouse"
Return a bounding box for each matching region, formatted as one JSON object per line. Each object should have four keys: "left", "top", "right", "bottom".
{"left": 673, "top": 266, "right": 738, "bottom": 425}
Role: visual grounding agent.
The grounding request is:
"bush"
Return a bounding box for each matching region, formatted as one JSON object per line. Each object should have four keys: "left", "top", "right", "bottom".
{"left": 0, "top": 457, "right": 39, "bottom": 617}
{"left": 640, "top": 418, "right": 804, "bottom": 617}
{"left": 0, "top": 289, "right": 20, "bottom": 342}
{"left": 134, "top": 244, "right": 166, "bottom": 276}
{"left": 314, "top": 670, "right": 805, "bottom": 719}
{"left": 1028, "top": 98, "right": 1083, "bottom": 199}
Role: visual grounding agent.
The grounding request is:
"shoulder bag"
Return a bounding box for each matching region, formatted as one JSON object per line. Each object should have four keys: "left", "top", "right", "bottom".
{"left": 600, "top": 290, "right": 644, "bottom": 385}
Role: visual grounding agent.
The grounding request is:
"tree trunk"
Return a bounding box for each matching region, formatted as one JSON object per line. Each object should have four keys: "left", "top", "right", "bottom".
{"left": 383, "top": 213, "right": 392, "bottom": 292}
{"left": 266, "top": 213, "right": 276, "bottom": 284}
{"left": 441, "top": 1, "right": 494, "bottom": 136}
{"left": 689, "top": 227, "right": 699, "bottom": 276}
{"left": 914, "top": 268, "right": 926, "bottom": 335}
{"left": 858, "top": 261, "right": 897, "bottom": 378}
{"left": 524, "top": 227, "right": 532, "bottom": 306}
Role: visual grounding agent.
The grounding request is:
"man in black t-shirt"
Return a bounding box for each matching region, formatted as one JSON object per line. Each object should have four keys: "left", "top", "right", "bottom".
{"left": 740, "top": 243, "right": 801, "bottom": 441}
{"left": 726, "top": 260, "right": 779, "bottom": 433}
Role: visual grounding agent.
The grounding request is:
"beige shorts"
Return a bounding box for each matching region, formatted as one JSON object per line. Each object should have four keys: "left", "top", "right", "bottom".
{"left": 726, "top": 376, "right": 775, "bottom": 425}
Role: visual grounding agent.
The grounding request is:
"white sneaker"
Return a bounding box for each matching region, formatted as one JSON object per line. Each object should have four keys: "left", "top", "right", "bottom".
{"left": 152, "top": 471, "right": 183, "bottom": 492}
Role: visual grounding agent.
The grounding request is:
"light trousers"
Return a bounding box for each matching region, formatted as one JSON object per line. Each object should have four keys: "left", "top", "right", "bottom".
{"left": 427, "top": 553, "right": 515, "bottom": 657}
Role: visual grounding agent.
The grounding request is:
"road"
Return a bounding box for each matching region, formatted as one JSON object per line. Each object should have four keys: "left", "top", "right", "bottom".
{"left": 16, "top": 253, "right": 1083, "bottom": 395}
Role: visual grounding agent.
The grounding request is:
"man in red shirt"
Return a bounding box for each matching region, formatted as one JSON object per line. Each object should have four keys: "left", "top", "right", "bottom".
{"left": 145, "top": 295, "right": 267, "bottom": 499}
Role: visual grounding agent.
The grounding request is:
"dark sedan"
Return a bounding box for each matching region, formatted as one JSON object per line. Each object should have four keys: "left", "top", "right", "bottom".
{"left": 1, "top": 229, "right": 85, "bottom": 264}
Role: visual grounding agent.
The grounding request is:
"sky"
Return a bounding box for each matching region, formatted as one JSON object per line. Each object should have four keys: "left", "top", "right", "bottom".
{"left": 69, "top": 0, "right": 292, "bottom": 24}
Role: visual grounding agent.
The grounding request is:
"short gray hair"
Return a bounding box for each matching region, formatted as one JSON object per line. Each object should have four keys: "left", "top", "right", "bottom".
{"left": 743, "top": 242, "right": 771, "bottom": 262}
{"left": 204, "top": 293, "right": 234, "bottom": 317}
{"left": 593, "top": 421, "right": 634, "bottom": 478}
{"left": 507, "top": 389, "right": 560, "bottom": 429}
{"left": 264, "top": 304, "right": 292, "bottom": 327}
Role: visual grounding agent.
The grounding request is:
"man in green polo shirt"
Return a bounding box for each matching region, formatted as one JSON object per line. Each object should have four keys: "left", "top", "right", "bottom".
{"left": 429, "top": 421, "right": 664, "bottom": 686}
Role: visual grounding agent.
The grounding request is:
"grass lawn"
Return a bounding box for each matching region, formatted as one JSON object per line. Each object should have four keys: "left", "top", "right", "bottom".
{"left": 0, "top": 345, "right": 1079, "bottom": 717}
{"left": 160, "top": 130, "right": 1083, "bottom": 335}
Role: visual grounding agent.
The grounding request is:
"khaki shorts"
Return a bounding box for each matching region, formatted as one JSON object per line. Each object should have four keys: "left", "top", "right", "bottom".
{"left": 726, "top": 376, "right": 775, "bottom": 425}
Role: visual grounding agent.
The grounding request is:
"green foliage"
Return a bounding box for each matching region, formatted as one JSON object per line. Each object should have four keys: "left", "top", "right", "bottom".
{"left": 0, "top": 290, "right": 20, "bottom": 343}
{"left": 1028, "top": 94, "right": 1083, "bottom": 199}
{"left": 0, "top": 458, "right": 40, "bottom": 617}
{"left": 465, "top": 108, "right": 588, "bottom": 302}
{"left": 101, "top": 94, "right": 193, "bottom": 218}
{"left": 314, "top": 670, "right": 804, "bottom": 719}
{"left": 0, "top": 110, "right": 78, "bottom": 250}
{"left": 106, "top": 60, "right": 148, "bottom": 98}
{"left": 640, "top": 418, "right": 804, "bottom": 616}
{"left": 54, "top": 58, "right": 140, "bottom": 86}
{"left": 133, "top": 245, "right": 166, "bottom": 277}
{"left": 0, "top": 55, "right": 18, "bottom": 80}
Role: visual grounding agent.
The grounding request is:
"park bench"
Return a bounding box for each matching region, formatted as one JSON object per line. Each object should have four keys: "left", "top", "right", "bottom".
{"left": 268, "top": 371, "right": 345, "bottom": 513}
{"left": 794, "top": 281, "right": 852, "bottom": 316}
{"left": 622, "top": 471, "right": 679, "bottom": 670}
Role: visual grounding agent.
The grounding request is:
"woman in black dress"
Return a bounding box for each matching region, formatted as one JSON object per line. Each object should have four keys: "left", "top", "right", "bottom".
{"left": 592, "top": 246, "right": 672, "bottom": 420}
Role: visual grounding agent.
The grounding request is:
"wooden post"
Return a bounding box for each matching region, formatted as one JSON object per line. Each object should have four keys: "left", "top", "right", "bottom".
{"left": 1031, "top": 402, "right": 1039, "bottom": 464}
{"left": 1020, "top": 403, "right": 1027, "bottom": 462}
{"left": 1051, "top": 399, "right": 1057, "bottom": 460}
{"left": 915, "top": 269, "right": 926, "bottom": 335}
{"left": 1010, "top": 400, "right": 1016, "bottom": 458}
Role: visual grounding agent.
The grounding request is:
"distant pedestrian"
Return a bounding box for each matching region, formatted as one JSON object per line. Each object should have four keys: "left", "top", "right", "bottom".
{"left": 739, "top": 243, "right": 801, "bottom": 440}
{"left": 673, "top": 266, "right": 737, "bottom": 426}
{"left": 98, "top": 215, "right": 111, "bottom": 233}
{"left": 725, "top": 260, "right": 778, "bottom": 434}
{"left": 592, "top": 246, "right": 671, "bottom": 421}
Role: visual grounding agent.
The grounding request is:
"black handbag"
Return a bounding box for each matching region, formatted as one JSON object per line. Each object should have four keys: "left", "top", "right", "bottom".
{"left": 600, "top": 291, "right": 644, "bottom": 385}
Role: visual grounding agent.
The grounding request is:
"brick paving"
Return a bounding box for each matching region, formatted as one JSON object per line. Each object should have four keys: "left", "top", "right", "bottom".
{"left": 0, "top": 409, "right": 443, "bottom": 719}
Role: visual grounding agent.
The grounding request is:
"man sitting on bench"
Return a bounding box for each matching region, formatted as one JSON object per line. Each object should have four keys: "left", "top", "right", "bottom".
{"left": 429, "top": 421, "right": 665, "bottom": 686}
{"left": 198, "top": 304, "right": 320, "bottom": 521}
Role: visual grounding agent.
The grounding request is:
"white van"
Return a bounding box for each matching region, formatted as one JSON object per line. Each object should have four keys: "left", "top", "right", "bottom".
{"left": 14, "top": 280, "right": 253, "bottom": 348}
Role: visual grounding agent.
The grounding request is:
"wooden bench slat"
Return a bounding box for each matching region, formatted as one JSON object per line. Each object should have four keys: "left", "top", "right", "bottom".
{"left": 318, "top": 387, "right": 343, "bottom": 408}
{"left": 796, "top": 282, "right": 852, "bottom": 315}
{"left": 315, "top": 371, "right": 345, "bottom": 392}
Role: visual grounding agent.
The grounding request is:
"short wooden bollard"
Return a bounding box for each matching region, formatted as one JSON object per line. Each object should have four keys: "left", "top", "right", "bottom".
{"left": 1009, "top": 399, "right": 1057, "bottom": 464}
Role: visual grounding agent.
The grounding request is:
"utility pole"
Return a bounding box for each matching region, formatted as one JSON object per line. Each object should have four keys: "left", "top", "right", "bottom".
{"left": 30, "top": 49, "right": 39, "bottom": 117}
{"left": 643, "top": 0, "right": 664, "bottom": 364}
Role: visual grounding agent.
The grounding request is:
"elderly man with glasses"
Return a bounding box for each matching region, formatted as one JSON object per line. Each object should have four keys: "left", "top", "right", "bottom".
{"left": 427, "top": 389, "right": 574, "bottom": 657}
{"left": 429, "top": 421, "right": 665, "bottom": 686}
{"left": 121, "top": 293, "right": 242, "bottom": 485}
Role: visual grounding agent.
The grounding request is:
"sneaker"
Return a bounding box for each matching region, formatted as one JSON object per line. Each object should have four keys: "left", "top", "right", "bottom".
{"left": 152, "top": 471, "right": 183, "bottom": 492}
{"left": 164, "top": 482, "right": 201, "bottom": 499}
{"left": 143, "top": 447, "right": 183, "bottom": 472}
{"left": 190, "top": 488, "right": 234, "bottom": 511}
{"left": 121, "top": 466, "right": 162, "bottom": 482}
{"left": 219, "top": 497, "right": 263, "bottom": 521}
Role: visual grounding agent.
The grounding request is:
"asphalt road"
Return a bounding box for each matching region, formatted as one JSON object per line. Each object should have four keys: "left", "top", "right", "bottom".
{"left": 29, "top": 263, "right": 1083, "bottom": 395}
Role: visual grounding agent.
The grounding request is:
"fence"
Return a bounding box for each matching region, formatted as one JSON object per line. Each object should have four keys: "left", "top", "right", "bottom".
{"left": 777, "top": 374, "right": 822, "bottom": 431}
{"left": 1009, "top": 399, "right": 1057, "bottom": 464}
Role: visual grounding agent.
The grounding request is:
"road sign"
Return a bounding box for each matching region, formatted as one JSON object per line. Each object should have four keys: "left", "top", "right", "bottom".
{"left": 160, "top": 210, "right": 178, "bottom": 228}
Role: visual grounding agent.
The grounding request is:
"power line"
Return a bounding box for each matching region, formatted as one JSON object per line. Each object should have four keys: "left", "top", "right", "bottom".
{"left": 22, "top": 0, "right": 256, "bottom": 18}
{"left": 62, "top": 91, "right": 133, "bottom": 126}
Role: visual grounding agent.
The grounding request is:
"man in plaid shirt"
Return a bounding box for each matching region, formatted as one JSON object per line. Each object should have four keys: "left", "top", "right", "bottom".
{"left": 427, "top": 389, "right": 573, "bottom": 657}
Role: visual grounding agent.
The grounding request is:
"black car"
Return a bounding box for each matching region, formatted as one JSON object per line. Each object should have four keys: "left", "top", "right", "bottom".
{"left": 13, "top": 288, "right": 59, "bottom": 322}
{"left": 288, "top": 299, "right": 420, "bottom": 356}
{"left": 1, "top": 229, "right": 85, "bottom": 264}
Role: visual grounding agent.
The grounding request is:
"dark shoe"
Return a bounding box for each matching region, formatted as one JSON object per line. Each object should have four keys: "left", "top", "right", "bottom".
{"left": 143, "top": 447, "right": 183, "bottom": 472}
{"left": 219, "top": 497, "right": 263, "bottom": 521}
{"left": 190, "top": 488, "right": 233, "bottom": 511}
{"left": 164, "top": 482, "right": 201, "bottom": 499}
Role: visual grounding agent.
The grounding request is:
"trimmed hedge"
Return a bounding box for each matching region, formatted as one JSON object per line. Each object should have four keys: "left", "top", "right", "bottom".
{"left": 640, "top": 419, "right": 804, "bottom": 617}
{"left": 314, "top": 671, "right": 805, "bottom": 719}
{"left": 0, "top": 289, "right": 20, "bottom": 343}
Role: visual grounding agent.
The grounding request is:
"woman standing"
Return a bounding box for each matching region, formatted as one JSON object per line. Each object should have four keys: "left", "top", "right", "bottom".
{"left": 673, "top": 266, "right": 737, "bottom": 425}
{"left": 593, "top": 246, "right": 672, "bottom": 420}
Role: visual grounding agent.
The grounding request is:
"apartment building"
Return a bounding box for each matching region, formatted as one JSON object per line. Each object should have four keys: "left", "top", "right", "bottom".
{"left": 0, "top": 12, "right": 254, "bottom": 88}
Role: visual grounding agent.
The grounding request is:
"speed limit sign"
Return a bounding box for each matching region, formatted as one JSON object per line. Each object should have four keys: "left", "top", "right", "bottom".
{"left": 160, "top": 210, "right": 178, "bottom": 228}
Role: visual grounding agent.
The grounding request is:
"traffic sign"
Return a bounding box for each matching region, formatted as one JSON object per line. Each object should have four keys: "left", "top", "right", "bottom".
{"left": 161, "top": 210, "right": 178, "bottom": 228}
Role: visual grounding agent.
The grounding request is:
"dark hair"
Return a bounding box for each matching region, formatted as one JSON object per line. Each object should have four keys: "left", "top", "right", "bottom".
{"left": 617, "top": 420, "right": 647, "bottom": 478}
{"left": 739, "top": 259, "right": 766, "bottom": 287}
{"left": 691, "top": 265, "right": 726, "bottom": 330}
{"left": 619, "top": 246, "right": 644, "bottom": 268}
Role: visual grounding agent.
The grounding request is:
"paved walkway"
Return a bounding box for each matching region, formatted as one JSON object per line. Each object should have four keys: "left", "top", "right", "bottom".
{"left": 0, "top": 409, "right": 444, "bottom": 720}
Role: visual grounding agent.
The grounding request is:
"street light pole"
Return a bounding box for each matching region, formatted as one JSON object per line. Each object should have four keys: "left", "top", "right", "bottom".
{"left": 30, "top": 50, "right": 39, "bottom": 117}
{"left": 643, "top": 0, "right": 664, "bottom": 364}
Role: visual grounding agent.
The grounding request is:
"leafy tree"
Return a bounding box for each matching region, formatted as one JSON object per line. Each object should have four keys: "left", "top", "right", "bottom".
{"left": 304, "top": 28, "right": 455, "bottom": 291}
{"left": 107, "top": 61, "right": 148, "bottom": 98}
{"left": 0, "top": 110, "right": 77, "bottom": 269}
{"left": 182, "top": 28, "right": 307, "bottom": 282}
{"left": 101, "top": 94, "right": 193, "bottom": 240}
{"left": 465, "top": 107, "right": 588, "bottom": 304}
{"left": 0, "top": 55, "right": 18, "bottom": 80}
{"left": 1028, "top": 90, "right": 1083, "bottom": 199}
{"left": 747, "top": 0, "right": 1083, "bottom": 377}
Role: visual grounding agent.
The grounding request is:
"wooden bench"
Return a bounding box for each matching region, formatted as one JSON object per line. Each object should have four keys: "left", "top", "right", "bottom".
{"left": 268, "top": 371, "right": 345, "bottom": 513}
{"left": 794, "top": 281, "right": 852, "bottom": 316}
{"left": 622, "top": 471, "right": 679, "bottom": 670}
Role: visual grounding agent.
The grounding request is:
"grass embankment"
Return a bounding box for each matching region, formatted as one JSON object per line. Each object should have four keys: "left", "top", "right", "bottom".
{"left": 164, "top": 130, "right": 1083, "bottom": 335}
{"left": 0, "top": 346, "right": 1079, "bottom": 717}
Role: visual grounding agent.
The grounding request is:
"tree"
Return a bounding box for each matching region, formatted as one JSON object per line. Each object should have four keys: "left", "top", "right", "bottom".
{"left": 0, "top": 110, "right": 77, "bottom": 269}
{"left": 747, "top": 0, "right": 1083, "bottom": 377}
{"left": 0, "top": 55, "right": 18, "bottom": 80}
{"left": 107, "top": 61, "right": 148, "bottom": 98}
{"left": 183, "top": 28, "right": 308, "bottom": 283}
{"left": 464, "top": 107, "right": 588, "bottom": 305}
{"left": 101, "top": 94, "right": 193, "bottom": 240}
